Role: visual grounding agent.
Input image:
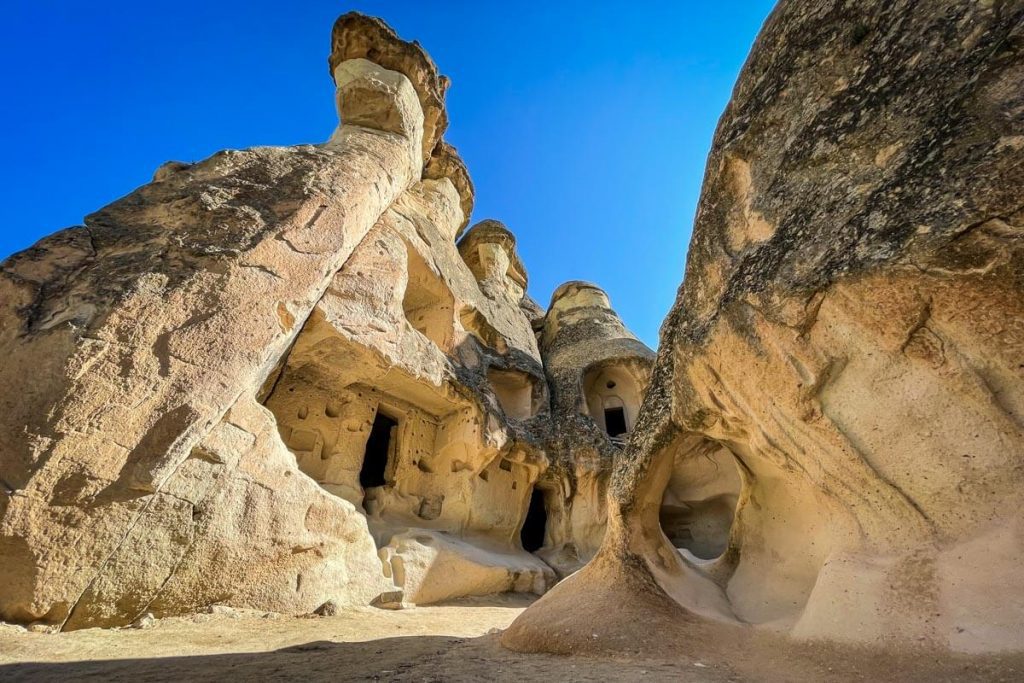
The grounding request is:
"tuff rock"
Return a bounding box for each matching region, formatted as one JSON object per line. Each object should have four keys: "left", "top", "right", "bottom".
{"left": 2, "top": 0, "right": 1021, "bottom": 662}
{"left": 0, "top": 12, "right": 647, "bottom": 631}
{"left": 503, "top": 0, "right": 1024, "bottom": 656}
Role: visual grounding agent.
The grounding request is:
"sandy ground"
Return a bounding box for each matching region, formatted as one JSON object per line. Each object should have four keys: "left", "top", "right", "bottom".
{"left": 0, "top": 596, "right": 703, "bottom": 683}
{"left": 1, "top": 595, "right": 1022, "bottom": 682}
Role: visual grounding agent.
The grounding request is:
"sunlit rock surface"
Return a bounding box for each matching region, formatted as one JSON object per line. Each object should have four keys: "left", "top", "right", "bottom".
{"left": 0, "top": 12, "right": 646, "bottom": 630}
{"left": 505, "top": 0, "right": 1024, "bottom": 656}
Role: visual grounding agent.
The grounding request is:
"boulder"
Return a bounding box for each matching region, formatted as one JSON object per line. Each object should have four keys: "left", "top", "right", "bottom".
{"left": 379, "top": 530, "right": 555, "bottom": 605}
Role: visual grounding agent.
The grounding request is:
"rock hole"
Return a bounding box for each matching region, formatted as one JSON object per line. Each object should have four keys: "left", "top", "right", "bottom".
{"left": 583, "top": 365, "right": 641, "bottom": 437}
{"left": 659, "top": 443, "right": 741, "bottom": 561}
{"left": 487, "top": 368, "right": 537, "bottom": 419}
{"left": 403, "top": 246, "right": 454, "bottom": 350}
{"left": 604, "top": 407, "right": 627, "bottom": 437}
{"left": 660, "top": 495, "right": 734, "bottom": 560}
{"left": 520, "top": 488, "right": 547, "bottom": 552}
{"left": 360, "top": 411, "right": 397, "bottom": 493}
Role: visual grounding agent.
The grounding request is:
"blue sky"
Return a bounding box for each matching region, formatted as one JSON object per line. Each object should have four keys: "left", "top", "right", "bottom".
{"left": 3, "top": 1, "right": 774, "bottom": 347}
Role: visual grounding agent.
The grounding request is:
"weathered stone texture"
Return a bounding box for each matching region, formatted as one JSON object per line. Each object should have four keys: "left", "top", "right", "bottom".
{"left": 0, "top": 12, "right": 647, "bottom": 631}
{"left": 534, "top": 282, "right": 654, "bottom": 575}
{"left": 505, "top": 0, "right": 1024, "bottom": 656}
{"left": 0, "top": 84, "right": 424, "bottom": 627}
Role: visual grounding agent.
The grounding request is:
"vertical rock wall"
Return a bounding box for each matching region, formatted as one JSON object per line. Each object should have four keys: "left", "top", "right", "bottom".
{"left": 536, "top": 282, "right": 654, "bottom": 576}
{"left": 505, "top": 0, "right": 1024, "bottom": 655}
{"left": 0, "top": 14, "right": 478, "bottom": 630}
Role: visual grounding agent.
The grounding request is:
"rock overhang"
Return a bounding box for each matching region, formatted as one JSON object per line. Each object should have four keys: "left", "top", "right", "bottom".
{"left": 329, "top": 12, "right": 450, "bottom": 164}
{"left": 457, "top": 219, "right": 529, "bottom": 290}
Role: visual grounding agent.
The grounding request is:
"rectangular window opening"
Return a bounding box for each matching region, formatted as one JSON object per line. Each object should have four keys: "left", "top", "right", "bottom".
{"left": 360, "top": 411, "right": 397, "bottom": 490}
{"left": 604, "top": 407, "right": 627, "bottom": 437}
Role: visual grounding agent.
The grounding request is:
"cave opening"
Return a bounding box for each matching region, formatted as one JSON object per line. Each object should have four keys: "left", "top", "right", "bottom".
{"left": 520, "top": 488, "right": 547, "bottom": 552}
{"left": 360, "top": 411, "right": 397, "bottom": 490}
{"left": 582, "top": 365, "right": 642, "bottom": 437}
{"left": 487, "top": 367, "right": 537, "bottom": 420}
{"left": 659, "top": 443, "right": 741, "bottom": 561}
{"left": 659, "top": 496, "right": 736, "bottom": 560}
{"left": 604, "top": 407, "right": 627, "bottom": 437}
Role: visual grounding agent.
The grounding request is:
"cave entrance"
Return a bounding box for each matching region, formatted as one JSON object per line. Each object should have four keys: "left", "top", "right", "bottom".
{"left": 604, "top": 407, "right": 627, "bottom": 437}
{"left": 660, "top": 443, "right": 741, "bottom": 561}
{"left": 360, "top": 411, "right": 397, "bottom": 491}
{"left": 582, "top": 365, "right": 641, "bottom": 438}
{"left": 520, "top": 488, "right": 547, "bottom": 552}
{"left": 487, "top": 368, "right": 537, "bottom": 420}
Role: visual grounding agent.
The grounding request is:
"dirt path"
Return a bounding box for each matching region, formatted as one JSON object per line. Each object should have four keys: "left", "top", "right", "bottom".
{"left": 1, "top": 596, "right": 1021, "bottom": 682}
{"left": 0, "top": 596, "right": 713, "bottom": 682}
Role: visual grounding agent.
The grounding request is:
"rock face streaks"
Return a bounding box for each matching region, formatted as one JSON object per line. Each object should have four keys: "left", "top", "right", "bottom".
{"left": 0, "top": 25, "right": 429, "bottom": 627}
{"left": 505, "top": 0, "right": 1024, "bottom": 655}
{"left": 0, "top": 13, "right": 650, "bottom": 631}
{"left": 4, "top": 1, "right": 1020, "bottom": 657}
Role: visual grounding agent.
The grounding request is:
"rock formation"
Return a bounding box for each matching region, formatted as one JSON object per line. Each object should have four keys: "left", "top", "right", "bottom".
{"left": 5, "top": 0, "right": 1018, "bottom": 662}
{"left": 0, "top": 13, "right": 649, "bottom": 631}
{"left": 504, "top": 0, "right": 1024, "bottom": 656}
{"left": 534, "top": 282, "right": 654, "bottom": 576}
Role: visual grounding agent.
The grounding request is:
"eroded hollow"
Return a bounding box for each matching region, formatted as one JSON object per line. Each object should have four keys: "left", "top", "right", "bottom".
{"left": 487, "top": 368, "right": 538, "bottom": 420}
{"left": 520, "top": 488, "right": 547, "bottom": 552}
{"left": 582, "top": 364, "right": 642, "bottom": 438}
{"left": 659, "top": 442, "right": 741, "bottom": 560}
{"left": 604, "top": 406, "right": 627, "bottom": 437}
{"left": 403, "top": 245, "right": 455, "bottom": 350}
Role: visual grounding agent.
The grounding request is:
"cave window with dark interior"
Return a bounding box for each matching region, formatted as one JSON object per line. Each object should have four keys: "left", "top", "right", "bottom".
{"left": 360, "top": 411, "right": 397, "bottom": 489}
{"left": 520, "top": 488, "right": 547, "bottom": 552}
{"left": 604, "top": 407, "right": 627, "bottom": 437}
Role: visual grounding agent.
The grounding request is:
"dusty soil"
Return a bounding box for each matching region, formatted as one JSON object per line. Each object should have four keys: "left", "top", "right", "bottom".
{"left": 1, "top": 595, "right": 1022, "bottom": 682}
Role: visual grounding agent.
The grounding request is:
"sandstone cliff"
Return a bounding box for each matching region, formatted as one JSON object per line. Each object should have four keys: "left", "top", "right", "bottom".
{"left": 0, "top": 13, "right": 651, "bottom": 631}
{"left": 505, "top": 0, "right": 1024, "bottom": 655}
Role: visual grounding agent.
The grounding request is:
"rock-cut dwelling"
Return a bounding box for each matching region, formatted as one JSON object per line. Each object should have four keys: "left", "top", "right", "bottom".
{"left": 0, "top": 13, "right": 649, "bottom": 630}
{"left": 4, "top": 0, "right": 1023, "bottom": 662}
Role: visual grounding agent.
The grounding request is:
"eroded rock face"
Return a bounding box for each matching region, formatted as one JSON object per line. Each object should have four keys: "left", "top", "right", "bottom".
{"left": 0, "top": 49, "right": 426, "bottom": 628}
{"left": 0, "top": 12, "right": 643, "bottom": 631}
{"left": 0, "top": 13, "right": 500, "bottom": 631}
{"left": 262, "top": 201, "right": 559, "bottom": 603}
{"left": 505, "top": 0, "right": 1024, "bottom": 655}
{"left": 328, "top": 13, "right": 450, "bottom": 161}
{"left": 534, "top": 282, "right": 654, "bottom": 575}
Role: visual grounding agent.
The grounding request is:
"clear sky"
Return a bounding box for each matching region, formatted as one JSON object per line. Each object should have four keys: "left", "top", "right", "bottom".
{"left": 3, "top": 1, "right": 775, "bottom": 347}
